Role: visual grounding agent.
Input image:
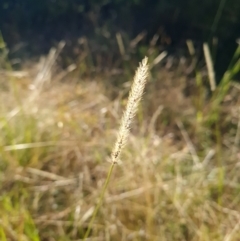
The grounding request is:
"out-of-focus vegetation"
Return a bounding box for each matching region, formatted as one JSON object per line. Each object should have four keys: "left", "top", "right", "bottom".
{"left": 1, "top": 0, "right": 240, "bottom": 78}
{"left": 1, "top": 28, "right": 240, "bottom": 239}
{"left": 1, "top": 0, "right": 240, "bottom": 37}
{"left": 1, "top": 0, "right": 240, "bottom": 240}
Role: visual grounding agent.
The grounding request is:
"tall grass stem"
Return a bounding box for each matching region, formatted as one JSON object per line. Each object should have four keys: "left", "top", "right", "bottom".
{"left": 83, "top": 57, "right": 149, "bottom": 239}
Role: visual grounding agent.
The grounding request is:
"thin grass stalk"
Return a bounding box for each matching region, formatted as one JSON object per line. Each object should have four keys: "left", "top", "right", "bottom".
{"left": 83, "top": 163, "right": 114, "bottom": 239}
{"left": 210, "top": 0, "right": 227, "bottom": 38}
{"left": 83, "top": 57, "right": 149, "bottom": 239}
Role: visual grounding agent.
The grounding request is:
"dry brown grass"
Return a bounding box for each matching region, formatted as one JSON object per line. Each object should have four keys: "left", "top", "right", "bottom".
{"left": 1, "top": 45, "right": 240, "bottom": 241}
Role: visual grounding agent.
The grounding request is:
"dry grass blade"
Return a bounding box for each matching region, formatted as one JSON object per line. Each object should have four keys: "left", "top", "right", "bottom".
{"left": 116, "top": 32, "right": 125, "bottom": 56}
{"left": 149, "top": 51, "right": 167, "bottom": 69}
{"left": 177, "top": 120, "right": 201, "bottom": 167}
{"left": 203, "top": 43, "right": 216, "bottom": 91}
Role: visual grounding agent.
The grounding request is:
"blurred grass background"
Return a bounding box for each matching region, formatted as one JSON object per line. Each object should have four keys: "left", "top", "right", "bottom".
{"left": 1, "top": 1, "right": 240, "bottom": 240}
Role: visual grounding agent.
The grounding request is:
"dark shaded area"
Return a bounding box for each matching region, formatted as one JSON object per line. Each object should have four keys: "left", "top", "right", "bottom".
{"left": 1, "top": 0, "right": 240, "bottom": 79}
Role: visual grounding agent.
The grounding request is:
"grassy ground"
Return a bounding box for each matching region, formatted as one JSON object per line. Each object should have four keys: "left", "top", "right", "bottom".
{"left": 1, "top": 37, "right": 240, "bottom": 241}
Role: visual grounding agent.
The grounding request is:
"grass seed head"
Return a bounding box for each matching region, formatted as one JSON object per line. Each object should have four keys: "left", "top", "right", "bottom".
{"left": 111, "top": 57, "right": 149, "bottom": 164}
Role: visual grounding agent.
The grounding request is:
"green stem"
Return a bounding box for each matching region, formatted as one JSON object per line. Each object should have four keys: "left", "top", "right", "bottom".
{"left": 83, "top": 163, "right": 115, "bottom": 240}
{"left": 210, "top": 0, "right": 227, "bottom": 38}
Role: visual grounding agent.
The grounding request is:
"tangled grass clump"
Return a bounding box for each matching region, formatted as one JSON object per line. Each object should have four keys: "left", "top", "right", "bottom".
{"left": 1, "top": 39, "right": 240, "bottom": 240}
